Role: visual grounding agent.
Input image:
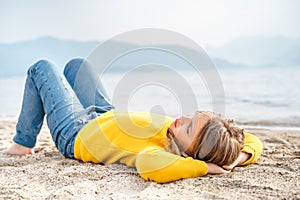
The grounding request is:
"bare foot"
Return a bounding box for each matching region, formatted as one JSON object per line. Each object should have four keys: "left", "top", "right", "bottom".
{"left": 2, "top": 143, "right": 34, "bottom": 155}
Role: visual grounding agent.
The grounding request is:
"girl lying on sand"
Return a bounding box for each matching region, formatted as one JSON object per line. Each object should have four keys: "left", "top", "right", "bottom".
{"left": 3, "top": 59, "right": 263, "bottom": 183}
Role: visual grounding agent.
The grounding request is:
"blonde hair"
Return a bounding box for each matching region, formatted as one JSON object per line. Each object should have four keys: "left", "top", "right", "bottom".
{"left": 166, "top": 114, "right": 244, "bottom": 166}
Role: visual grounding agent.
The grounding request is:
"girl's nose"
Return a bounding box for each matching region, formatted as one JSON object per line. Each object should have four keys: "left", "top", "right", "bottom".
{"left": 180, "top": 116, "right": 190, "bottom": 123}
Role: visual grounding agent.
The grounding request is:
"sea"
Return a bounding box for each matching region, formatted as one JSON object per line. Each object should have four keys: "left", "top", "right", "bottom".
{"left": 0, "top": 66, "right": 299, "bottom": 130}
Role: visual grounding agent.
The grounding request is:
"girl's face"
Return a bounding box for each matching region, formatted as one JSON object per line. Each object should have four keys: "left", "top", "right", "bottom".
{"left": 169, "top": 111, "right": 213, "bottom": 154}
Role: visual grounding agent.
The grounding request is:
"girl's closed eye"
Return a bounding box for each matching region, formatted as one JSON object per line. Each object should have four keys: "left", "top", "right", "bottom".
{"left": 188, "top": 125, "right": 192, "bottom": 135}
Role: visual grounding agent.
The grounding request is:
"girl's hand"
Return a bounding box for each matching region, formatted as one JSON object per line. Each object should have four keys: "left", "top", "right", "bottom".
{"left": 222, "top": 152, "right": 250, "bottom": 171}
{"left": 207, "top": 163, "right": 230, "bottom": 174}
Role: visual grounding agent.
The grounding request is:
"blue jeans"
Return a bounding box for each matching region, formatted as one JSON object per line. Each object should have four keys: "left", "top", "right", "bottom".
{"left": 13, "top": 58, "right": 114, "bottom": 158}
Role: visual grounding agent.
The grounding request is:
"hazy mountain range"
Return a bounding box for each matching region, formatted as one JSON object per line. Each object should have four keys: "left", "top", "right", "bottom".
{"left": 207, "top": 36, "right": 300, "bottom": 67}
{"left": 0, "top": 36, "right": 299, "bottom": 77}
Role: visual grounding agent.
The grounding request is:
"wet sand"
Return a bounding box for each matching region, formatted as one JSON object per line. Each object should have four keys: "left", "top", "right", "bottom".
{"left": 0, "top": 120, "right": 299, "bottom": 199}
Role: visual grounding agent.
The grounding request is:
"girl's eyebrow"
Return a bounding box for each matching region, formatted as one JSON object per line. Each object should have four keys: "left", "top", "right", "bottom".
{"left": 191, "top": 115, "right": 196, "bottom": 134}
{"left": 192, "top": 114, "right": 202, "bottom": 135}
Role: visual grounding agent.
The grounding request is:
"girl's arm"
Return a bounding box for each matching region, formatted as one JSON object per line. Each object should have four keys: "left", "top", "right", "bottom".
{"left": 136, "top": 147, "right": 210, "bottom": 183}
{"left": 223, "top": 132, "right": 263, "bottom": 170}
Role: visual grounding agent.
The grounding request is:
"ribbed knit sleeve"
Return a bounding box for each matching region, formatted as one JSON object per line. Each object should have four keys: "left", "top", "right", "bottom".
{"left": 136, "top": 147, "right": 208, "bottom": 183}
{"left": 240, "top": 133, "right": 263, "bottom": 165}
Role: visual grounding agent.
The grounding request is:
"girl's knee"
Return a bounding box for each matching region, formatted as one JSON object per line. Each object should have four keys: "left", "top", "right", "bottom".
{"left": 64, "top": 58, "right": 87, "bottom": 75}
{"left": 28, "top": 59, "right": 56, "bottom": 76}
{"left": 64, "top": 58, "right": 90, "bottom": 87}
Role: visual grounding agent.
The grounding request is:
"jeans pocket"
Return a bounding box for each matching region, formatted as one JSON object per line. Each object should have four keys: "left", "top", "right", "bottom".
{"left": 74, "top": 106, "right": 98, "bottom": 131}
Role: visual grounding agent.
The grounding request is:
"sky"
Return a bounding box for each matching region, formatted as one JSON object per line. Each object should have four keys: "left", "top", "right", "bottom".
{"left": 0, "top": 0, "right": 299, "bottom": 46}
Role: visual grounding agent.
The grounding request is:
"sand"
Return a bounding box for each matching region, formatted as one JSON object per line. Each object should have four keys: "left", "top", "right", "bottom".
{"left": 0, "top": 120, "right": 299, "bottom": 200}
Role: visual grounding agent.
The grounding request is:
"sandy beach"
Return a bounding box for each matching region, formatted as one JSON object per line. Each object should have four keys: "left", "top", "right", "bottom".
{"left": 0, "top": 120, "right": 299, "bottom": 200}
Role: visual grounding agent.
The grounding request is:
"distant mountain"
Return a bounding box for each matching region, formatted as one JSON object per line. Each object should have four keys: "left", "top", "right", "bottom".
{"left": 0, "top": 36, "right": 243, "bottom": 77}
{"left": 207, "top": 36, "right": 300, "bottom": 67}
{"left": 0, "top": 37, "right": 98, "bottom": 76}
{"left": 2, "top": 36, "right": 299, "bottom": 77}
{"left": 211, "top": 57, "right": 247, "bottom": 69}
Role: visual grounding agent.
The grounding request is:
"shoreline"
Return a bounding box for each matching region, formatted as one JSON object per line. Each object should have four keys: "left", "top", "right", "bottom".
{"left": 1, "top": 115, "right": 300, "bottom": 132}
{"left": 242, "top": 124, "right": 300, "bottom": 132}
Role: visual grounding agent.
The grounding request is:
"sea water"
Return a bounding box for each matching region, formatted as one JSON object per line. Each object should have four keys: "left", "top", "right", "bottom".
{"left": 0, "top": 66, "right": 299, "bottom": 128}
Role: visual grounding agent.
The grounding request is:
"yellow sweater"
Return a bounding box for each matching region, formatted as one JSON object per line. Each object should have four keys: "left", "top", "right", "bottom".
{"left": 74, "top": 110, "right": 263, "bottom": 183}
